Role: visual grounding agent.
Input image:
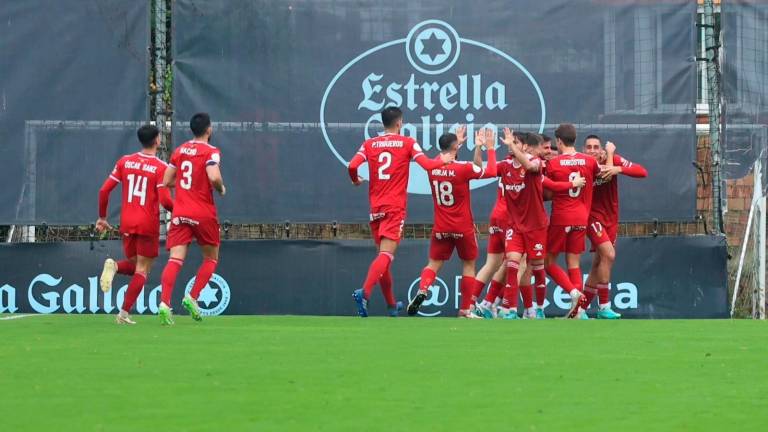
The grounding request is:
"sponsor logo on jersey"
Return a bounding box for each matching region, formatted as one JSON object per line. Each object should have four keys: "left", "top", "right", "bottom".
{"left": 504, "top": 183, "right": 526, "bottom": 193}
{"left": 321, "top": 19, "right": 545, "bottom": 194}
{"left": 434, "top": 232, "right": 464, "bottom": 240}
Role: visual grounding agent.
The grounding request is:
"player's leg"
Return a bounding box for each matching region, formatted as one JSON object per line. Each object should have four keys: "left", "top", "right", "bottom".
{"left": 409, "top": 232, "right": 447, "bottom": 316}
{"left": 594, "top": 241, "right": 621, "bottom": 319}
{"left": 183, "top": 244, "right": 220, "bottom": 322}
{"left": 584, "top": 251, "right": 601, "bottom": 310}
{"left": 355, "top": 210, "right": 402, "bottom": 317}
{"left": 378, "top": 269, "right": 402, "bottom": 317}
{"left": 518, "top": 257, "right": 535, "bottom": 319}
{"left": 158, "top": 244, "right": 188, "bottom": 325}
{"left": 100, "top": 236, "right": 138, "bottom": 293}
{"left": 117, "top": 254, "right": 154, "bottom": 325}
{"left": 500, "top": 249, "right": 523, "bottom": 319}
{"left": 456, "top": 234, "right": 481, "bottom": 318}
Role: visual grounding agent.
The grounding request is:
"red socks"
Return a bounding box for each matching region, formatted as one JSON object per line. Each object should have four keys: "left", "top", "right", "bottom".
{"left": 532, "top": 264, "right": 547, "bottom": 307}
{"left": 484, "top": 280, "right": 504, "bottom": 303}
{"left": 419, "top": 267, "right": 437, "bottom": 293}
{"left": 546, "top": 263, "right": 575, "bottom": 293}
{"left": 459, "top": 276, "right": 477, "bottom": 310}
{"left": 363, "top": 252, "right": 393, "bottom": 300}
{"left": 568, "top": 268, "right": 583, "bottom": 292}
{"left": 598, "top": 283, "right": 610, "bottom": 306}
{"left": 160, "top": 258, "right": 183, "bottom": 305}
{"left": 121, "top": 271, "right": 146, "bottom": 312}
{"left": 379, "top": 269, "right": 396, "bottom": 307}
{"left": 190, "top": 258, "right": 218, "bottom": 300}
{"left": 472, "top": 278, "right": 486, "bottom": 302}
{"left": 520, "top": 285, "right": 534, "bottom": 309}
{"left": 502, "top": 260, "right": 520, "bottom": 309}
{"left": 583, "top": 284, "right": 598, "bottom": 309}
{"left": 116, "top": 259, "right": 136, "bottom": 275}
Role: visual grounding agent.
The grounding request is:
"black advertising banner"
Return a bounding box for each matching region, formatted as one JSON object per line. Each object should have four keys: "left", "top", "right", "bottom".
{"left": 0, "top": 1, "right": 149, "bottom": 224}
{"left": 173, "top": 0, "right": 696, "bottom": 223}
{"left": 0, "top": 236, "right": 727, "bottom": 318}
{"left": 723, "top": 0, "right": 768, "bottom": 180}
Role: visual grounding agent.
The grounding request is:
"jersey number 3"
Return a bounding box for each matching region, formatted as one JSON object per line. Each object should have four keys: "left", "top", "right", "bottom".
{"left": 180, "top": 160, "right": 193, "bottom": 190}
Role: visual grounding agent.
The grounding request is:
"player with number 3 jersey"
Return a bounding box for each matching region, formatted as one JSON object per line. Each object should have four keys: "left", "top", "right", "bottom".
{"left": 156, "top": 113, "right": 227, "bottom": 325}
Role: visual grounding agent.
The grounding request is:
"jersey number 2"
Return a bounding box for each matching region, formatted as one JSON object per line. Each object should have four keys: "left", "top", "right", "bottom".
{"left": 377, "top": 152, "right": 392, "bottom": 180}
{"left": 180, "top": 161, "right": 193, "bottom": 190}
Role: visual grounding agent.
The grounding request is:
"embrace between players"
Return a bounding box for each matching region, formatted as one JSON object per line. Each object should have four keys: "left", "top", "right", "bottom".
{"left": 348, "top": 107, "right": 647, "bottom": 319}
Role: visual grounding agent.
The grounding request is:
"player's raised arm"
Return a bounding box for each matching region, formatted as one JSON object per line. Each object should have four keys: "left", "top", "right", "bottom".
{"left": 475, "top": 128, "right": 497, "bottom": 178}
{"left": 502, "top": 127, "right": 539, "bottom": 172}
{"left": 600, "top": 142, "right": 648, "bottom": 179}
{"left": 413, "top": 141, "right": 453, "bottom": 170}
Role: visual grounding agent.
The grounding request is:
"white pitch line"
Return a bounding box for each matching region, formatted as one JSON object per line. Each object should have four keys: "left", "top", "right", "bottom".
{"left": 0, "top": 314, "right": 43, "bottom": 321}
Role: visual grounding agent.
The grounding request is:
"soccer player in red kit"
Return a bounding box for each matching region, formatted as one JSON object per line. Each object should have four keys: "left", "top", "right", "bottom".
{"left": 347, "top": 107, "right": 454, "bottom": 317}
{"left": 582, "top": 136, "right": 647, "bottom": 318}
{"left": 157, "top": 113, "right": 226, "bottom": 325}
{"left": 473, "top": 131, "right": 526, "bottom": 319}
{"left": 497, "top": 130, "right": 584, "bottom": 319}
{"left": 544, "top": 123, "right": 601, "bottom": 318}
{"left": 96, "top": 125, "right": 174, "bottom": 324}
{"left": 408, "top": 128, "right": 497, "bottom": 318}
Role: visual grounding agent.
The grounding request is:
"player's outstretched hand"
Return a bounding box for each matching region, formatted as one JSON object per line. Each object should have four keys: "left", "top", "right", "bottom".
{"left": 455, "top": 124, "right": 467, "bottom": 146}
{"left": 220, "top": 185, "right": 227, "bottom": 196}
{"left": 95, "top": 218, "right": 113, "bottom": 233}
{"left": 570, "top": 174, "right": 587, "bottom": 189}
{"left": 484, "top": 128, "right": 496, "bottom": 149}
{"left": 474, "top": 129, "right": 486, "bottom": 149}
{"left": 605, "top": 141, "right": 616, "bottom": 154}
{"left": 440, "top": 152, "right": 455, "bottom": 165}
{"left": 352, "top": 176, "right": 366, "bottom": 186}
{"left": 501, "top": 127, "right": 515, "bottom": 146}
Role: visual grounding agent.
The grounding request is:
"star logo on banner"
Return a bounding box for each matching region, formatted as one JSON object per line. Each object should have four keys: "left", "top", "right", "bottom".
{"left": 198, "top": 284, "right": 219, "bottom": 307}
{"left": 416, "top": 29, "right": 450, "bottom": 65}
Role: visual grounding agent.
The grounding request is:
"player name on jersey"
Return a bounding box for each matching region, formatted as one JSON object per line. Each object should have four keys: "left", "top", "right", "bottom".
{"left": 123, "top": 160, "right": 159, "bottom": 174}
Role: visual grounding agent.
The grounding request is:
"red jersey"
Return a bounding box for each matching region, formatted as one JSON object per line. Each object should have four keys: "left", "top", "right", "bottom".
{"left": 169, "top": 140, "right": 221, "bottom": 220}
{"left": 546, "top": 152, "right": 600, "bottom": 226}
{"left": 498, "top": 155, "right": 548, "bottom": 233}
{"left": 428, "top": 159, "right": 487, "bottom": 233}
{"left": 489, "top": 156, "right": 512, "bottom": 223}
{"left": 355, "top": 133, "right": 424, "bottom": 210}
{"left": 590, "top": 154, "right": 647, "bottom": 226}
{"left": 105, "top": 153, "right": 169, "bottom": 236}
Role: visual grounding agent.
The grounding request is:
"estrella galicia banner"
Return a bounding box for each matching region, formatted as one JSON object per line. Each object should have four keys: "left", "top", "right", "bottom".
{"left": 0, "top": 0, "right": 150, "bottom": 224}
{"left": 173, "top": 0, "right": 696, "bottom": 223}
{"left": 0, "top": 236, "right": 727, "bottom": 318}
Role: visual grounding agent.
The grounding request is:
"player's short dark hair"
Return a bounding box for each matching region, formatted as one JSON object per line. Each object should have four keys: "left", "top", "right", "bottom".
{"left": 584, "top": 134, "right": 601, "bottom": 143}
{"left": 381, "top": 107, "right": 403, "bottom": 128}
{"left": 513, "top": 131, "right": 527, "bottom": 141}
{"left": 541, "top": 134, "right": 551, "bottom": 143}
{"left": 525, "top": 133, "right": 543, "bottom": 147}
{"left": 190, "top": 112, "right": 211, "bottom": 137}
{"left": 438, "top": 133, "right": 458, "bottom": 151}
{"left": 137, "top": 124, "right": 159, "bottom": 148}
{"left": 555, "top": 123, "right": 577, "bottom": 146}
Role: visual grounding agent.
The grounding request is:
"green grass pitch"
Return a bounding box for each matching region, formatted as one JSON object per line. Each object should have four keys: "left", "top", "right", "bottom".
{"left": 1, "top": 315, "right": 766, "bottom": 431}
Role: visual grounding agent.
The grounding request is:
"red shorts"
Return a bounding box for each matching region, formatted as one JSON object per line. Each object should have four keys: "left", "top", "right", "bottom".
{"left": 486, "top": 217, "right": 508, "bottom": 254}
{"left": 505, "top": 227, "right": 547, "bottom": 259}
{"left": 547, "top": 225, "right": 586, "bottom": 254}
{"left": 429, "top": 231, "right": 479, "bottom": 261}
{"left": 588, "top": 220, "right": 618, "bottom": 252}
{"left": 167, "top": 216, "right": 221, "bottom": 250}
{"left": 122, "top": 233, "right": 159, "bottom": 258}
{"left": 370, "top": 207, "right": 405, "bottom": 245}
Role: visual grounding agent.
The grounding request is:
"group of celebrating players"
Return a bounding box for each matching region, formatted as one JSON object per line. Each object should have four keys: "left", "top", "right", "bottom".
{"left": 94, "top": 106, "right": 646, "bottom": 325}
{"left": 348, "top": 107, "right": 647, "bottom": 320}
